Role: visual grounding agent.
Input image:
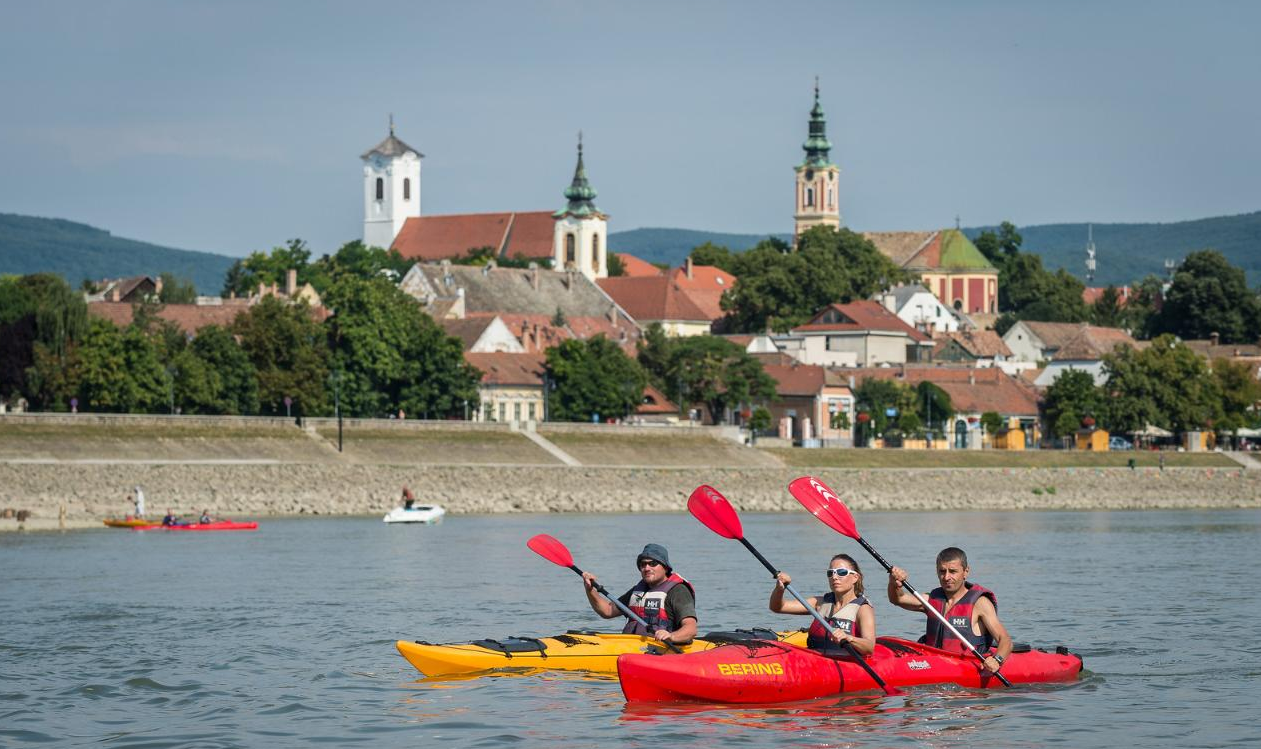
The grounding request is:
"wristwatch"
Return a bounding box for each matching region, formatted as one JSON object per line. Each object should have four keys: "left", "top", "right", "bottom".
{"left": 992, "top": 654, "right": 1005, "bottom": 668}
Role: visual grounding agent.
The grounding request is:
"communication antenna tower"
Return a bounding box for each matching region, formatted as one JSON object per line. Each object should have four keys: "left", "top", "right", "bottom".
{"left": 1084, "top": 223, "right": 1097, "bottom": 284}
{"left": 1164, "top": 258, "right": 1176, "bottom": 281}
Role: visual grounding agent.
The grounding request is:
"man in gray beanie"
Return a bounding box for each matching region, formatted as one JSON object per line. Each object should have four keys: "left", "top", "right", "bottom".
{"left": 582, "top": 543, "right": 698, "bottom": 645}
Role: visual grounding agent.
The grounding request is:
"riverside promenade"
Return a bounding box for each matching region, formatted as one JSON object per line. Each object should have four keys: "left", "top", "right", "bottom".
{"left": 3, "top": 414, "right": 1258, "bottom": 531}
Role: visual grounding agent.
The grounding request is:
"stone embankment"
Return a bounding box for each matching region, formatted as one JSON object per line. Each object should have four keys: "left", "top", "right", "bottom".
{"left": 3, "top": 462, "right": 1258, "bottom": 532}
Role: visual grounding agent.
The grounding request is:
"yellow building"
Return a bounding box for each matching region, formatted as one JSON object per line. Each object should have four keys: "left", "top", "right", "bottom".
{"left": 993, "top": 427, "right": 1025, "bottom": 451}
{"left": 1076, "top": 428, "right": 1109, "bottom": 451}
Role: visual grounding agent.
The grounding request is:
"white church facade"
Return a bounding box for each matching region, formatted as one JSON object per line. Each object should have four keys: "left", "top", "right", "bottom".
{"left": 360, "top": 124, "right": 609, "bottom": 281}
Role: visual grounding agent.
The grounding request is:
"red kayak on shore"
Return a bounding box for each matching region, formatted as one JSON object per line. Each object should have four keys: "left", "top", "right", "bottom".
{"left": 133, "top": 521, "right": 258, "bottom": 531}
{"left": 618, "top": 636, "right": 1082, "bottom": 703}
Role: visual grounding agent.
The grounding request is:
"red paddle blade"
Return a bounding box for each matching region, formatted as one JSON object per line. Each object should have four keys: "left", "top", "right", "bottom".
{"left": 788, "top": 476, "right": 860, "bottom": 539}
{"left": 527, "top": 533, "right": 574, "bottom": 567}
{"left": 687, "top": 485, "right": 744, "bottom": 539}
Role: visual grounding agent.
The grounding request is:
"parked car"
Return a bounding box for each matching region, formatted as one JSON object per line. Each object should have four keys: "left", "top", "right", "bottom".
{"left": 1109, "top": 436, "right": 1134, "bottom": 451}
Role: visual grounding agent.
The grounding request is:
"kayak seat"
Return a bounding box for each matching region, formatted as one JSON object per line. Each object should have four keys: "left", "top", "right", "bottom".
{"left": 469, "top": 637, "right": 548, "bottom": 657}
{"left": 876, "top": 638, "right": 922, "bottom": 655}
{"left": 1011, "top": 642, "right": 1032, "bottom": 653}
{"left": 565, "top": 629, "right": 604, "bottom": 636}
{"left": 701, "top": 628, "right": 780, "bottom": 644}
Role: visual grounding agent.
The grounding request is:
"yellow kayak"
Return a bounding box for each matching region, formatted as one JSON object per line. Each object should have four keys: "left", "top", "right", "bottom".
{"left": 397, "top": 629, "right": 808, "bottom": 677}
{"left": 103, "top": 518, "right": 158, "bottom": 528}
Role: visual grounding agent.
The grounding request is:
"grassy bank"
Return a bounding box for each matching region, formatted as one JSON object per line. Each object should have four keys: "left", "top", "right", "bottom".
{"left": 762, "top": 448, "right": 1238, "bottom": 468}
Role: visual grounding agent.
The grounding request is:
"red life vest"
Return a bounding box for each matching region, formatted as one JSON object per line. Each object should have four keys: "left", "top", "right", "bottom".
{"left": 622, "top": 573, "right": 695, "bottom": 636}
{"left": 924, "top": 582, "right": 997, "bottom": 654}
{"left": 805, "top": 593, "right": 870, "bottom": 656}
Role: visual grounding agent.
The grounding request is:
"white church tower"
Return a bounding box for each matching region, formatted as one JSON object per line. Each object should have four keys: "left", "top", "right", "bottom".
{"left": 552, "top": 134, "right": 608, "bottom": 280}
{"left": 362, "top": 117, "right": 422, "bottom": 250}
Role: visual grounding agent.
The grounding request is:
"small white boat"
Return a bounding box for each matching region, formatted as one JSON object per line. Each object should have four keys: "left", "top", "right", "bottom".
{"left": 383, "top": 503, "right": 446, "bottom": 524}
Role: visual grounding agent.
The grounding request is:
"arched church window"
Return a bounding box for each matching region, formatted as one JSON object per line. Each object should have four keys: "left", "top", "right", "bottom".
{"left": 591, "top": 234, "right": 600, "bottom": 273}
{"left": 375, "top": 178, "right": 384, "bottom": 201}
{"left": 566, "top": 234, "right": 576, "bottom": 266}
{"left": 953, "top": 299, "right": 963, "bottom": 311}
{"left": 827, "top": 189, "right": 833, "bottom": 208}
{"left": 403, "top": 178, "right": 410, "bottom": 201}
{"left": 806, "top": 187, "right": 814, "bottom": 207}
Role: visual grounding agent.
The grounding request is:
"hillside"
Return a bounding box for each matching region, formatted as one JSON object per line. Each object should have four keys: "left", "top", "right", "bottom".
{"left": 0, "top": 213, "right": 235, "bottom": 294}
{"left": 609, "top": 227, "right": 790, "bottom": 266}
{"left": 966, "top": 212, "right": 1261, "bottom": 286}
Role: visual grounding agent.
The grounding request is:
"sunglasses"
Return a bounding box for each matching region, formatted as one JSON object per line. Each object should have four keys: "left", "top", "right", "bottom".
{"left": 825, "top": 567, "right": 859, "bottom": 578}
{"left": 637, "top": 559, "right": 663, "bottom": 568}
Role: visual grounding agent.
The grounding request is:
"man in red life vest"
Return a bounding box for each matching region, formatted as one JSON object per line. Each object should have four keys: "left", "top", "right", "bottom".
{"left": 582, "top": 543, "right": 698, "bottom": 646}
{"left": 887, "top": 546, "right": 1012, "bottom": 676}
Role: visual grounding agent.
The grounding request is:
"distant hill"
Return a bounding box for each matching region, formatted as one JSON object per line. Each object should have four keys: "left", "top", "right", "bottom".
{"left": 966, "top": 212, "right": 1261, "bottom": 287}
{"left": 610, "top": 227, "right": 790, "bottom": 266}
{"left": 0, "top": 213, "right": 235, "bottom": 294}
{"left": 613, "top": 213, "right": 1261, "bottom": 286}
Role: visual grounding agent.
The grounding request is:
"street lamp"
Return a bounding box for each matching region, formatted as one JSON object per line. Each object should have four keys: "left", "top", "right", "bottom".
{"left": 328, "top": 372, "right": 343, "bottom": 452}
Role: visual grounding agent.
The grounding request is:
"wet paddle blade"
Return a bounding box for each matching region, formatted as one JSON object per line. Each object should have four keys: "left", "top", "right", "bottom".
{"left": 788, "top": 476, "right": 860, "bottom": 539}
{"left": 527, "top": 533, "right": 574, "bottom": 567}
{"left": 687, "top": 485, "right": 744, "bottom": 540}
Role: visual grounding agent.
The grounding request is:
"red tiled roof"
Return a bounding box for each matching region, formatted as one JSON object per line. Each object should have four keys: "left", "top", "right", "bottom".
{"left": 760, "top": 362, "right": 825, "bottom": 397}
{"left": 392, "top": 211, "right": 555, "bottom": 261}
{"left": 1052, "top": 326, "right": 1137, "bottom": 361}
{"left": 667, "top": 264, "right": 736, "bottom": 320}
{"left": 597, "top": 276, "right": 712, "bottom": 323}
{"left": 793, "top": 300, "right": 931, "bottom": 342}
{"left": 463, "top": 352, "right": 546, "bottom": 387}
{"left": 616, "top": 253, "right": 664, "bottom": 277}
{"left": 483, "top": 312, "right": 641, "bottom": 356}
{"left": 1082, "top": 286, "right": 1132, "bottom": 306}
{"left": 87, "top": 301, "right": 254, "bottom": 334}
{"left": 637, "top": 383, "right": 678, "bottom": 414}
{"left": 439, "top": 317, "right": 496, "bottom": 350}
{"left": 835, "top": 365, "right": 1039, "bottom": 416}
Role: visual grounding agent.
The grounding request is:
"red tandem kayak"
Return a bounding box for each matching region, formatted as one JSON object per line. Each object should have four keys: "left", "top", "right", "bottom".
{"left": 133, "top": 521, "right": 258, "bottom": 531}
{"left": 618, "top": 636, "right": 1082, "bottom": 703}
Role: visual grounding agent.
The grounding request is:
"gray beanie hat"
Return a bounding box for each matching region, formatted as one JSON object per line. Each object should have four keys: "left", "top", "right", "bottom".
{"left": 637, "top": 543, "right": 671, "bottom": 570}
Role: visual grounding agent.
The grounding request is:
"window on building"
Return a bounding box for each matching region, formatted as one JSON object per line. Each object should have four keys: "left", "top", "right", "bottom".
{"left": 566, "top": 234, "right": 576, "bottom": 265}
{"left": 403, "top": 178, "right": 410, "bottom": 201}
{"left": 806, "top": 187, "right": 815, "bottom": 207}
{"left": 591, "top": 234, "right": 600, "bottom": 272}
{"left": 528, "top": 402, "right": 537, "bottom": 421}
{"left": 514, "top": 402, "right": 522, "bottom": 422}
{"left": 498, "top": 402, "right": 507, "bottom": 422}
{"left": 375, "top": 177, "right": 384, "bottom": 201}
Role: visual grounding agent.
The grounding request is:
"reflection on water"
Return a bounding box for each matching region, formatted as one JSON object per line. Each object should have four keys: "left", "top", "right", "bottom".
{"left": 1, "top": 510, "right": 1257, "bottom": 748}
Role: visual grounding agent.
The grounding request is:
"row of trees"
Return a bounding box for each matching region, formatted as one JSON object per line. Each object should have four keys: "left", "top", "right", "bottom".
{"left": 2, "top": 272, "right": 481, "bottom": 418}
{"left": 1042, "top": 336, "right": 1261, "bottom": 439}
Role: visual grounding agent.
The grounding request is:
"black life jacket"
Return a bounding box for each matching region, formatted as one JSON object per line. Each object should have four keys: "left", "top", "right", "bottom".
{"left": 924, "top": 582, "right": 997, "bottom": 654}
{"left": 622, "top": 573, "right": 694, "bottom": 636}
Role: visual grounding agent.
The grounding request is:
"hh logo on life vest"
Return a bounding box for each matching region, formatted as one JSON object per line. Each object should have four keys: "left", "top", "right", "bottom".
{"left": 951, "top": 617, "right": 969, "bottom": 628}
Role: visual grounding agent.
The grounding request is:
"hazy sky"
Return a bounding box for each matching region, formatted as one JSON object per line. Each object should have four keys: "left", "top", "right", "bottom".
{"left": 2, "top": 1, "right": 1258, "bottom": 258}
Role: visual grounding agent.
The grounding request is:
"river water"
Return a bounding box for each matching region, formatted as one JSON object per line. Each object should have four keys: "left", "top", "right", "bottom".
{"left": 2, "top": 509, "right": 1258, "bottom": 748}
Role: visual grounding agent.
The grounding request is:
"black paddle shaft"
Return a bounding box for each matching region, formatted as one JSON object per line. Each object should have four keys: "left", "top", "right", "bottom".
{"left": 571, "top": 564, "right": 683, "bottom": 653}
{"left": 855, "top": 535, "right": 1013, "bottom": 687}
{"left": 739, "top": 538, "right": 897, "bottom": 694}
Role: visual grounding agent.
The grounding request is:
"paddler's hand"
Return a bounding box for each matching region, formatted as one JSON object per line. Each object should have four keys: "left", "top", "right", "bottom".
{"left": 654, "top": 628, "right": 673, "bottom": 644}
{"left": 774, "top": 572, "right": 791, "bottom": 588}
{"left": 889, "top": 566, "right": 908, "bottom": 588}
{"left": 982, "top": 655, "right": 1003, "bottom": 674}
{"left": 829, "top": 630, "right": 850, "bottom": 644}
{"left": 581, "top": 572, "right": 599, "bottom": 592}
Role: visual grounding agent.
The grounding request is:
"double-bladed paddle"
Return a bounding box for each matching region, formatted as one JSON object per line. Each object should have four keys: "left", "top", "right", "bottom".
{"left": 686, "top": 485, "right": 900, "bottom": 696}
{"left": 526, "top": 533, "right": 683, "bottom": 653}
{"left": 787, "top": 476, "right": 1013, "bottom": 687}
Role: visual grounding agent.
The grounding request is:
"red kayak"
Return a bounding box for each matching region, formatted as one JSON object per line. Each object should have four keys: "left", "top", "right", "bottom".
{"left": 618, "top": 636, "right": 1082, "bottom": 703}
{"left": 133, "top": 521, "right": 258, "bottom": 531}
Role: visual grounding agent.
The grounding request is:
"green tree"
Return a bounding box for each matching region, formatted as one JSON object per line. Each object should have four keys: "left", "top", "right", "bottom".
{"left": 158, "top": 272, "right": 197, "bottom": 303}
{"left": 748, "top": 406, "right": 772, "bottom": 444}
{"left": 1044, "top": 369, "right": 1105, "bottom": 438}
{"left": 688, "top": 242, "right": 738, "bottom": 274}
{"left": 1121, "top": 275, "right": 1166, "bottom": 339}
{"left": 545, "top": 336, "right": 647, "bottom": 422}
{"left": 1090, "top": 285, "right": 1126, "bottom": 328}
{"left": 1103, "top": 335, "right": 1222, "bottom": 434}
{"left": 307, "top": 240, "right": 415, "bottom": 292}
{"left": 635, "top": 322, "right": 672, "bottom": 389}
{"left": 980, "top": 411, "right": 1005, "bottom": 436}
{"left": 1152, "top": 250, "right": 1261, "bottom": 343}
{"left": 663, "top": 336, "right": 777, "bottom": 424}
{"left": 915, "top": 381, "right": 954, "bottom": 434}
{"left": 1212, "top": 358, "right": 1261, "bottom": 429}
{"left": 221, "top": 238, "right": 314, "bottom": 297}
{"left": 973, "top": 221, "right": 1023, "bottom": 264}
{"left": 853, "top": 379, "right": 918, "bottom": 436}
{"left": 721, "top": 227, "right": 908, "bottom": 333}
{"left": 73, "top": 319, "right": 168, "bottom": 413}
{"left": 182, "top": 325, "right": 260, "bottom": 414}
{"left": 233, "top": 296, "right": 330, "bottom": 416}
{"left": 324, "top": 276, "right": 480, "bottom": 418}
{"left": 999, "top": 253, "right": 1089, "bottom": 323}
{"left": 606, "top": 252, "right": 626, "bottom": 277}
{"left": 4, "top": 274, "right": 89, "bottom": 406}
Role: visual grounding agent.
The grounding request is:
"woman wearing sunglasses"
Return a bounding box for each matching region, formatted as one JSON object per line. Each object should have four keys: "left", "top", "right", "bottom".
{"left": 769, "top": 554, "right": 876, "bottom": 657}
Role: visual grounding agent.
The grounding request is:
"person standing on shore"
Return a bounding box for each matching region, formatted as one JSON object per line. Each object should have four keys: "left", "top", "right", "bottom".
{"left": 581, "top": 543, "right": 698, "bottom": 646}
{"left": 133, "top": 486, "right": 145, "bottom": 518}
{"left": 887, "top": 547, "right": 1012, "bottom": 675}
{"left": 770, "top": 553, "right": 876, "bottom": 657}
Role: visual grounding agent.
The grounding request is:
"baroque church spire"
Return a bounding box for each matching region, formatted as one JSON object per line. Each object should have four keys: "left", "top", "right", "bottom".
{"left": 802, "top": 78, "right": 833, "bottom": 167}
{"left": 557, "top": 132, "right": 601, "bottom": 218}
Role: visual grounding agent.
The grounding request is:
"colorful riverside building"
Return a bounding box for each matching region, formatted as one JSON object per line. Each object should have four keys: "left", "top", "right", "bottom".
{"left": 863, "top": 229, "right": 999, "bottom": 316}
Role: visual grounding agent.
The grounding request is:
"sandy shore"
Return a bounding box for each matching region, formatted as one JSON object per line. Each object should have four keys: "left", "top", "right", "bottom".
{"left": 2, "top": 461, "right": 1257, "bottom": 532}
